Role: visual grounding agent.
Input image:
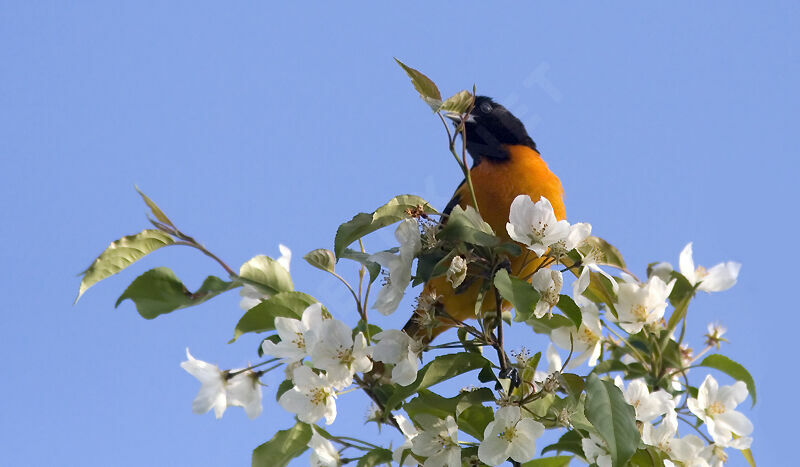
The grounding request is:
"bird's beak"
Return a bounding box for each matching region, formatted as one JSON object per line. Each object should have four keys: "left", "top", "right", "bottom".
{"left": 444, "top": 112, "right": 475, "bottom": 124}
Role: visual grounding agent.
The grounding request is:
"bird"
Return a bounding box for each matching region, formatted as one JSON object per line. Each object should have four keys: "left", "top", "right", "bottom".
{"left": 403, "top": 96, "right": 566, "bottom": 342}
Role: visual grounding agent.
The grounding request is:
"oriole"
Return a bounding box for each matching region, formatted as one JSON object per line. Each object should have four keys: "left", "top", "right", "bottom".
{"left": 404, "top": 96, "right": 566, "bottom": 342}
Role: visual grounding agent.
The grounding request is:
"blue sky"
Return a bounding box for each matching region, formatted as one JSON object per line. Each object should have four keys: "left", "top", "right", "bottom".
{"left": 1, "top": 2, "right": 797, "bottom": 466}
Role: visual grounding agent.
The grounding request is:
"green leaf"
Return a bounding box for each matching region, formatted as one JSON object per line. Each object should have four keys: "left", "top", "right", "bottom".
{"left": 339, "top": 248, "right": 383, "bottom": 284}
{"left": 579, "top": 236, "right": 626, "bottom": 270}
{"left": 541, "top": 430, "right": 584, "bottom": 457}
{"left": 394, "top": 58, "right": 442, "bottom": 111}
{"left": 384, "top": 353, "right": 492, "bottom": 411}
{"left": 629, "top": 447, "right": 666, "bottom": 466}
{"left": 251, "top": 422, "right": 312, "bottom": 467}
{"left": 584, "top": 374, "right": 640, "bottom": 467}
{"left": 521, "top": 455, "right": 573, "bottom": 467}
{"left": 303, "top": 249, "right": 336, "bottom": 273}
{"left": 560, "top": 373, "right": 585, "bottom": 396}
{"left": 438, "top": 205, "right": 499, "bottom": 247}
{"left": 439, "top": 90, "right": 474, "bottom": 115}
{"left": 115, "top": 267, "right": 236, "bottom": 319}
{"left": 135, "top": 186, "right": 176, "bottom": 229}
{"left": 76, "top": 229, "right": 175, "bottom": 302}
{"left": 556, "top": 294, "right": 582, "bottom": 328}
{"left": 405, "top": 388, "right": 495, "bottom": 440}
{"left": 457, "top": 405, "right": 493, "bottom": 440}
{"left": 232, "top": 291, "right": 318, "bottom": 342}
{"left": 275, "top": 379, "right": 294, "bottom": 401}
{"left": 698, "top": 354, "right": 757, "bottom": 405}
{"left": 493, "top": 269, "right": 540, "bottom": 322}
{"left": 528, "top": 314, "right": 574, "bottom": 335}
{"left": 239, "top": 255, "right": 293, "bottom": 296}
{"left": 357, "top": 448, "right": 393, "bottom": 467}
{"left": 334, "top": 194, "right": 437, "bottom": 258}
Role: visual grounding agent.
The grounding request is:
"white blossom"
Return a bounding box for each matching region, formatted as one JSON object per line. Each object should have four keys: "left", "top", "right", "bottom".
{"left": 669, "top": 434, "right": 710, "bottom": 467}
{"left": 393, "top": 414, "right": 420, "bottom": 466}
{"left": 641, "top": 411, "right": 678, "bottom": 453}
{"left": 372, "top": 330, "right": 424, "bottom": 386}
{"left": 239, "top": 244, "right": 291, "bottom": 310}
{"left": 411, "top": 415, "right": 461, "bottom": 467}
{"left": 308, "top": 319, "right": 373, "bottom": 389}
{"left": 531, "top": 269, "right": 563, "bottom": 319}
{"left": 572, "top": 237, "right": 620, "bottom": 298}
{"left": 478, "top": 406, "right": 544, "bottom": 465}
{"left": 550, "top": 297, "right": 603, "bottom": 368}
{"left": 506, "top": 195, "right": 570, "bottom": 257}
{"left": 260, "top": 302, "right": 326, "bottom": 364}
{"left": 309, "top": 429, "right": 339, "bottom": 467}
{"left": 614, "top": 276, "right": 675, "bottom": 334}
{"left": 614, "top": 376, "right": 675, "bottom": 422}
{"left": 180, "top": 349, "right": 262, "bottom": 419}
{"left": 582, "top": 433, "right": 612, "bottom": 467}
{"left": 687, "top": 375, "right": 753, "bottom": 447}
{"left": 370, "top": 219, "right": 422, "bottom": 315}
{"left": 278, "top": 366, "right": 337, "bottom": 425}
{"left": 679, "top": 242, "right": 741, "bottom": 293}
{"left": 446, "top": 255, "right": 468, "bottom": 288}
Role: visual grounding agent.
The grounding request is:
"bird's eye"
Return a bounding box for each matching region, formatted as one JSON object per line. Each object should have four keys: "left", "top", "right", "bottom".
{"left": 480, "top": 102, "right": 493, "bottom": 113}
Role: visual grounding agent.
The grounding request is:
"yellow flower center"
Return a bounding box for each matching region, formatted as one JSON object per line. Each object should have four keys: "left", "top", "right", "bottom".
{"left": 632, "top": 304, "right": 648, "bottom": 320}
{"left": 707, "top": 401, "right": 726, "bottom": 416}
{"left": 499, "top": 425, "right": 517, "bottom": 443}
{"left": 292, "top": 332, "right": 305, "bottom": 350}
{"left": 337, "top": 348, "right": 354, "bottom": 365}
{"left": 310, "top": 387, "right": 330, "bottom": 406}
{"left": 580, "top": 327, "right": 598, "bottom": 344}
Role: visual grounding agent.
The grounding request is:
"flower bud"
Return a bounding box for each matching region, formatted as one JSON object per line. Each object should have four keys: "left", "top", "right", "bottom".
{"left": 446, "top": 255, "right": 468, "bottom": 288}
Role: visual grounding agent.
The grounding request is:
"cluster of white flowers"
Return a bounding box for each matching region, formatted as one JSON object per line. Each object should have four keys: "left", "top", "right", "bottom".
{"left": 178, "top": 196, "right": 750, "bottom": 467}
{"left": 268, "top": 303, "right": 373, "bottom": 424}
{"left": 504, "top": 195, "right": 751, "bottom": 467}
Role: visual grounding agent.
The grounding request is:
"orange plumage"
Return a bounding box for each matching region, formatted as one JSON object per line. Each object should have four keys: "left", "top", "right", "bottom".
{"left": 404, "top": 97, "right": 565, "bottom": 341}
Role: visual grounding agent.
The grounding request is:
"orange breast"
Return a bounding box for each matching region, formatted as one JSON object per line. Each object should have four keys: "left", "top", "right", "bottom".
{"left": 462, "top": 144, "right": 566, "bottom": 234}
{"left": 411, "top": 145, "right": 566, "bottom": 340}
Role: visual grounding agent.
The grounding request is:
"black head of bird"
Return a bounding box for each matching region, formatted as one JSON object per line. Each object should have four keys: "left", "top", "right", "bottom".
{"left": 445, "top": 96, "right": 537, "bottom": 164}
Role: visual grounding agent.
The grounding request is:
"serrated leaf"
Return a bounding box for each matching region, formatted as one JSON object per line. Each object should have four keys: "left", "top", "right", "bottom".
{"left": 698, "top": 354, "right": 757, "bottom": 405}
{"left": 521, "top": 455, "right": 573, "bottom": 467}
{"left": 384, "top": 353, "right": 491, "bottom": 411}
{"left": 493, "top": 269, "right": 540, "bottom": 322}
{"left": 232, "top": 291, "right": 318, "bottom": 342}
{"left": 394, "top": 58, "right": 442, "bottom": 111}
{"left": 115, "top": 267, "right": 236, "bottom": 319}
{"left": 556, "top": 294, "right": 582, "bottom": 328}
{"left": 303, "top": 249, "right": 336, "bottom": 273}
{"left": 135, "top": 186, "right": 176, "bottom": 229}
{"left": 438, "top": 205, "right": 499, "bottom": 247}
{"left": 334, "top": 194, "right": 437, "bottom": 259}
{"left": 580, "top": 236, "right": 626, "bottom": 270}
{"left": 251, "top": 422, "right": 311, "bottom": 467}
{"left": 357, "top": 448, "right": 393, "bottom": 467}
{"left": 76, "top": 229, "right": 175, "bottom": 302}
{"left": 439, "top": 90, "right": 474, "bottom": 115}
{"left": 584, "top": 374, "right": 640, "bottom": 467}
{"left": 239, "top": 255, "right": 293, "bottom": 296}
